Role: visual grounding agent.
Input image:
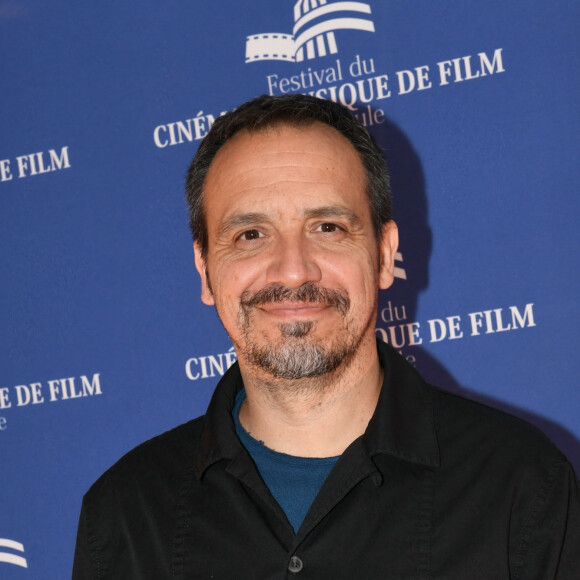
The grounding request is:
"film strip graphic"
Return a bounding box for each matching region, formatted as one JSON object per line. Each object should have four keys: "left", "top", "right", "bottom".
{"left": 0, "top": 538, "right": 28, "bottom": 568}
{"left": 246, "top": 1, "right": 374, "bottom": 63}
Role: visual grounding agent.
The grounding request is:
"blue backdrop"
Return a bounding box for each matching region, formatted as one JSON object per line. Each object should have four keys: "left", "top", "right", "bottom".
{"left": 1, "top": 1, "right": 579, "bottom": 577}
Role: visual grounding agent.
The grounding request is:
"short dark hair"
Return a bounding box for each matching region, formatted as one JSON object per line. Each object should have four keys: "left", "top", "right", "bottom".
{"left": 185, "top": 94, "right": 392, "bottom": 259}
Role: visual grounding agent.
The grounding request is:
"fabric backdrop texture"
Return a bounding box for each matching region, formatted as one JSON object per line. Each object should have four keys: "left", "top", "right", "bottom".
{"left": 1, "top": 1, "right": 578, "bottom": 577}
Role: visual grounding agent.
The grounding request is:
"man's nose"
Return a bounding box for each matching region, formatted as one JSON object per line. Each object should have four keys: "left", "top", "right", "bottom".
{"left": 265, "top": 235, "right": 322, "bottom": 289}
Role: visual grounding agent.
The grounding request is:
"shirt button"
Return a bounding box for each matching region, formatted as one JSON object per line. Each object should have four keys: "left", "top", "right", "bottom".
{"left": 288, "top": 555, "right": 303, "bottom": 574}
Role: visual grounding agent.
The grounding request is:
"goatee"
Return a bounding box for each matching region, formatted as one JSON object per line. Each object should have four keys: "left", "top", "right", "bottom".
{"left": 237, "top": 283, "right": 359, "bottom": 379}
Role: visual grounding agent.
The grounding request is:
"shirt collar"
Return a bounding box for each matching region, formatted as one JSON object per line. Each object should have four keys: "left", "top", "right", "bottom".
{"left": 195, "top": 340, "right": 440, "bottom": 479}
{"left": 195, "top": 361, "right": 245, "bottom": 479}
{"left": 364, "top": 340, "right": 440, "bottom": 467}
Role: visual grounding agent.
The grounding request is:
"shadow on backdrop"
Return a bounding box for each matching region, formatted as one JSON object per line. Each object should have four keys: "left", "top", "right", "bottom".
{"left": 370, "top": 111, "right": 580, "bottom": 473}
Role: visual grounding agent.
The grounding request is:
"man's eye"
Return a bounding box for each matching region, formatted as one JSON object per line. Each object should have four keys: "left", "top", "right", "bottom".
{"left": 240, "top": 229, "right": 263, "bottom": 241}
{"left": 316, "top": 223, "right": 341, "bottom": 233}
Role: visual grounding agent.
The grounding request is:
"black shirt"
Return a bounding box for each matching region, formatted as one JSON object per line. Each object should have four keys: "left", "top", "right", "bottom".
{"left": 73, "top": 341, "right": 580, "bottom": 579}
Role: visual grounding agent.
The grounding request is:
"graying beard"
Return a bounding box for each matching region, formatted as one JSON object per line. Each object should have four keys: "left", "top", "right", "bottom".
{"left": 247, "top": 339, "right": 353, "bottom": 379}
{"left": 279, "top": 321, "right": 313, "bottom": 338}
{"left": 238, "top": 282, "right": 356, "bottom": 380}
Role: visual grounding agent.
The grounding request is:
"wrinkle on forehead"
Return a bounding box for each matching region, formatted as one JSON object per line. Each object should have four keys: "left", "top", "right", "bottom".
{"left": 205, "top": 123, "right": 364, "bottom": 188}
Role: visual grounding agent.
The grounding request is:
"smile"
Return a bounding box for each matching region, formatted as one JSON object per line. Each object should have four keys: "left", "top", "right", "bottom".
{"left": 257, "top": 303, "right": 332, "bottom": 319}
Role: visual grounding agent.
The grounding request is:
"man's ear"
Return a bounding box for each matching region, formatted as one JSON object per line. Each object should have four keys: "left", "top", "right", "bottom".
{"left": 378, "top": 220, "right": 399, "bottom": 290}
{"left": 193, "top": 242, "right": 215, "bottom": 305}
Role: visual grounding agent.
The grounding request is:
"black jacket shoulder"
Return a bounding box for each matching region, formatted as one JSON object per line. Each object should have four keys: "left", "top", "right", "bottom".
{"left": 74, "top": 418, "right": 207, "bottom": 579}
{"left": 88, "top": 416, "right": 206, "bottom": 497}
{"left": 428, "top": 382, "right": 572, "bottom": 494}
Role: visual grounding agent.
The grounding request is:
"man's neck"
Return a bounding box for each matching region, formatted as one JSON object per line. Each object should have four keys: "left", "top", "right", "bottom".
{"left": 237, "top": 338, "right": 383, "bottom": 458}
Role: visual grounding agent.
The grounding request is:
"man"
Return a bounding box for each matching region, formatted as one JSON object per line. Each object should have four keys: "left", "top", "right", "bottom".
{"left": 73, "top": 94, "right": 579, "bottom": 578}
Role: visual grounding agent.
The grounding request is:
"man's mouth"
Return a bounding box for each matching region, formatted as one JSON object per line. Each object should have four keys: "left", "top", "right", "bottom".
{"left": 240, "top": 282, "right": 350, "bottom": 315}
{"left": 257, "top": 302, "right": 330, "bottom": 319}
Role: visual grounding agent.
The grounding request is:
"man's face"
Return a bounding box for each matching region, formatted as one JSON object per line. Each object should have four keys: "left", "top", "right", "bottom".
{"left": 194, "top": 123, "right": 398, "bottom": 380}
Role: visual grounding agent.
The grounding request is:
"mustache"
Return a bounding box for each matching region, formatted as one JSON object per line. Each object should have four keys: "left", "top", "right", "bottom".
{"left": 240, "top": 283, "right": 350, "bottom": 315}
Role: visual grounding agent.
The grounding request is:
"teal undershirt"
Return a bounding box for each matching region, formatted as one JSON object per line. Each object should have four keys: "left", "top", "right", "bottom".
{"left": 233, "top": 389, "right": 339, "bottom": 533}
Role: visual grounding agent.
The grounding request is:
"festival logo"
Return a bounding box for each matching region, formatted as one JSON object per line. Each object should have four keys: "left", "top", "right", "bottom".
{"left": 0, "top": 146, "right": 70, "bottom": 183}
{"left": 0, "top": 538, "right": 28, "bottom": 569}
{"left": 246, "top": 0, "right": 375, "bottom": 63}
{"left": 0, "top": 373, "right": 102, "bottom": 432}
{"left": 394, "top": 251, "right": 406, "bottom": 281}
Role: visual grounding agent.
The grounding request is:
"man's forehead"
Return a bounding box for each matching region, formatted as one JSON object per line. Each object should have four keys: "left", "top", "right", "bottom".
{"left": 201, "top": 120, "right": 370, "bottom": 235}
{"left": 203, "top": 123, "right": 365, "bottom": 201}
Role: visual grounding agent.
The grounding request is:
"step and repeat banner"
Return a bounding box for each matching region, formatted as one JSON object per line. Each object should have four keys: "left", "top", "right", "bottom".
{"left": 2, "top": 1, "right": 579, "bottom": 577}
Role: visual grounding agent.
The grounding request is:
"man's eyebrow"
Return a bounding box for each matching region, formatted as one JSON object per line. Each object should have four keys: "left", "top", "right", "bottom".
{"left": 217, "top": 212, "right": 269, "bottom": 237}
{"left": 303, "top": 206, "right": 363, "bottom": 226}
{"left": 217, "top": 206, "right": 363, "bottom": 237}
